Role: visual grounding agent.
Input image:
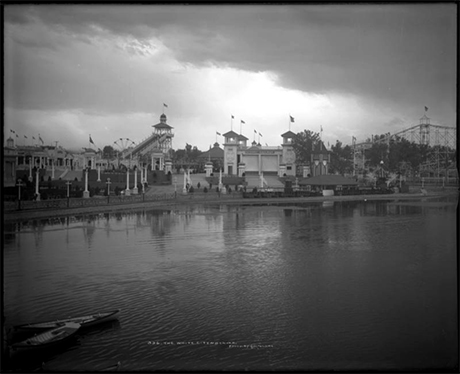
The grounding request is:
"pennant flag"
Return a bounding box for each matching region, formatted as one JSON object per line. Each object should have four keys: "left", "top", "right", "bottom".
{"left": 39, "top": 135, "right": 44, "bottom": 144}
{"left": 24, "top": 135, "right": 28, "bottom": 139}
{"left": 231, "top": 115, "right": 234, "bottom": 119}
{"left": 241, "top": 120, "right": 245, "bottom": 124}
{"left": 265, "top": 143, "right": 268, "bottom": 146}
{"left": 10, "top": 129, "right": 13, "bottom": 133}
{"left": 89, "top": 136, "right": 95, "bottom": 145}
{"left": 259, "top": 132, "right": 263, "bottom": 137}
{"left": 216, "top": 131, "right": 221, "bottom": 136}
{"left": 163, "top": 103, "right": 168, "bottom": 108}
{"left": 425, "top": 106, "right": 428, "bottom": 112}
{"left": 16, "top": 134, "right": 18, "bottom": 138}
{"left": 32, "top": 136, "right": 36, "bottom": 140}
{"left": 254, "top": 129, "right": 257, "bottom": 133}
{"left": 290, "top": 115, "right": 295, "bottom": 122}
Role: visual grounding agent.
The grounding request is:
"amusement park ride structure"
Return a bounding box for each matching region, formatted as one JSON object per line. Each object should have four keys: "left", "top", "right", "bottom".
{"left": 352, "top": 114, "right": 457, "bottom": 180}
{"left": 112, "top": 114, "right": 174, "bottom": 169}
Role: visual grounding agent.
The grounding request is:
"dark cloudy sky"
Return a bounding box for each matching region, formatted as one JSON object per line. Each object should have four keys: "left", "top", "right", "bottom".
{"left": 4, "top": 4, "right": 456, "bottom": 151}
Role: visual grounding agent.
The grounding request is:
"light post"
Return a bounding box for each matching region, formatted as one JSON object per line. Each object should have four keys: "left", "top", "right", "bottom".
{"left": 34, "top": 167, "right": 41, "bottom": 201}
{"left": 380, "top": 160, "right": 384, "bottom": 178}
{"left": 97, "top": 164, "right": 101, "bottom": 182}
{"left": 66, "top": 181, "right": 72, "bottom": 207}
{"left": 16, "top": 178, "right": 23, "bottom": 210}
{"left": 106, "top": 178, "right": 111, "bottom": 204}
{"left": 83, "top": 167, "right": 90, "bottom": 198}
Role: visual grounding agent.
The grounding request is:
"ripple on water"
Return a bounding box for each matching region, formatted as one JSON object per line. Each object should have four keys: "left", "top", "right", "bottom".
{"left": 3, "top": 201, "right": 457, "bottom": 371}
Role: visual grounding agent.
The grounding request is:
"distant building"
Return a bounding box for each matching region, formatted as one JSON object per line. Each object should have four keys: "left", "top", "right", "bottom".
{"left": 197, "top": 142, "right": 224, "bottom": 171}
{"left": 221, "top": 128, "right": 296, "bottom": 177}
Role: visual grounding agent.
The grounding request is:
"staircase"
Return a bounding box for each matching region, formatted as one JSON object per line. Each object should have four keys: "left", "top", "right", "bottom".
{"left": 245, "top": 173, "right": 285, "bottom": 190}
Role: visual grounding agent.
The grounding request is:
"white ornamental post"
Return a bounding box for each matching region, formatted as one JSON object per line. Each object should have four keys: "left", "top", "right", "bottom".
{"left": 182, "top": 171, "right": 187, "bottom": 194}
{"left": 97, "top": 165, "right": 101, "bottom": 182}
{"left": 51, "top": 160, "right": 55, "bottom": 180}
{"left": 133, "top": 167, "right": 138, "bottom": 195}
{"left": 219, "top": 169, "right": 226, "bottom": 194}
{"left": 29, "top": 157, "right": 33, "bottom": 182}
{"left": 35, "top": 168, "right": 41, "bottom": 201}
{"left": 125, "top": 168, "right": 131, "bottom": 196}
{"left": 83, "top": 167, "right": 90, "bottom": 198}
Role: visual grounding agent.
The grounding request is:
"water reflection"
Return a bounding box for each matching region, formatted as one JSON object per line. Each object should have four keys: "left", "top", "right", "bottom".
{"left": 3, "top": 198, "right": 457, "bottom": 371}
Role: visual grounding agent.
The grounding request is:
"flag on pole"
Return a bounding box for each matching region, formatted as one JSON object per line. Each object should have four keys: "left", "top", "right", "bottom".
{"left": 241, "top": 120, "right": 245, "bottom": 124}
{"left": 290, "top": 115, "right": 295, "bottom": 122}
{"left": 254, "top": 129, "right": 257, "bottom": 133}
{"left": 320, "top": 125, "right": 323, "bottom": 132}
{"left": 39, "top": 135, "right": 44, "bottom": 144}
{"left": 89, "top": 135, "right": 95, "bottom": 145}
{"left": 425, "top": 106, "right": 428, "bottom": 112}
{"left": 16, "top": 134, "right": 18, "bottom": 138}
{"left": 216, "top": 131, "right": 221, "bottom": 136}
{"left": 33, "top": 136, "right": 36, "bottom": 140}
{"left": 163, "top": 103, "right": 168, "bottom": 108}
{"left": 231, "top": 115, "right": 234, "bottom": 119}
{"left": 24, "top": 135, "right": 28, "bottom": 139}
{"left": 259, "top": 132, "right": 263, "bottom": 137}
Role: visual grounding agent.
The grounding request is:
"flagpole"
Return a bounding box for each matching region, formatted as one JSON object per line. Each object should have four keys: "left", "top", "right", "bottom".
{"left": 230, "top": 115, "right": 233, "bottom": 131}
{"left": 288, "top": 115, "right": 290, "bottom": 131}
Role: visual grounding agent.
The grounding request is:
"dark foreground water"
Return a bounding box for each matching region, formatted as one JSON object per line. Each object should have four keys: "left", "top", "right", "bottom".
{"left": 3, "top": 197, "right": 458, "bottom": 371}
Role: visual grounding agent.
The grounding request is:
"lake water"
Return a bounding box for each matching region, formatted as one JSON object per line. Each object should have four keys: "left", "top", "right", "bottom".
{"left": 3, "top": 197, "right": 458, "bottom": 371}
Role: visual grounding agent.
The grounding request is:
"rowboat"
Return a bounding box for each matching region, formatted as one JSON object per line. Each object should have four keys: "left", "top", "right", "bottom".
{"left": 100, "top": 361, "right": 122, "bottom": 372}
{"left": 13, "top": 310, "right": 120, "bottom": 332}
{"left": 36, "top": 361, "right": 122, "bottom": 372}
{"left": 10, "top": 322, "right": 80, "bottom": 352}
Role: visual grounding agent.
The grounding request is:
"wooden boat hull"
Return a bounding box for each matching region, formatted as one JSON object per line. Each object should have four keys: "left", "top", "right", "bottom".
{"left": 10, "top": 322, "right": 80, "bottom": 352}
{"left": 13, "top": 309, "right": 120, "bottom": 332}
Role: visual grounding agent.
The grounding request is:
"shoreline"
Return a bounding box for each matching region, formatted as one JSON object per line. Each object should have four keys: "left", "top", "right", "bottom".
{"left": 3, "top": 189, "right": 458, "bottom": 223}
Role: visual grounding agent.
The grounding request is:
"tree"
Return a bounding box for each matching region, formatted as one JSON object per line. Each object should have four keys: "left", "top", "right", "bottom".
{"left": 329, "top": 141, "right": 353, "bottom": 175}
{"left": 102, "top": 145, "right": 115, "bottom": 160}
{"left": 291, "top": 130, "right": 320, "bottom": 164}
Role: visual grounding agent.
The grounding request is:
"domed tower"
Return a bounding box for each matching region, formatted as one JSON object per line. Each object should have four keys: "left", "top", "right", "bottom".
{"left": 152, "top": 113, "right": 174, "bottom": 153}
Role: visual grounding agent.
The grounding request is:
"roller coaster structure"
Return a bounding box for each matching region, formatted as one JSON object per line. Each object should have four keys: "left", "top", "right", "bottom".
{"left": 352, "top": 115, "right": 457, "bottom": 178}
